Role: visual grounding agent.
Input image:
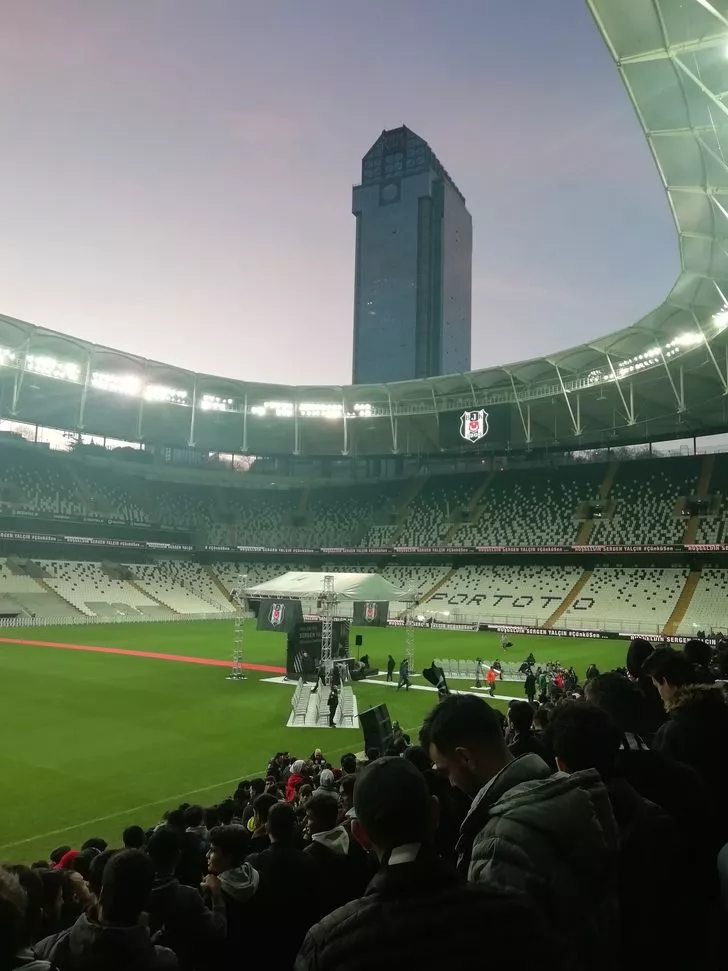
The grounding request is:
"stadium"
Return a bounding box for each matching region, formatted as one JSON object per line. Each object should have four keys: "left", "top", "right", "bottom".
{"left": 1, "top": 3, "right": 728, "bottom": 966}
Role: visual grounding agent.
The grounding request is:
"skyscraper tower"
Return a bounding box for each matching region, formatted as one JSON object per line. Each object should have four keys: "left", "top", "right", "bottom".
{"left": 352, "top": 126, "right": 472, "bottom": 385}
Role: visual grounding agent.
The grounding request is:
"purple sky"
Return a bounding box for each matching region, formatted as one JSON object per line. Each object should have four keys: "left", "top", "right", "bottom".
{"left": 0, "top": 0, "right": 677, "bottom": 386}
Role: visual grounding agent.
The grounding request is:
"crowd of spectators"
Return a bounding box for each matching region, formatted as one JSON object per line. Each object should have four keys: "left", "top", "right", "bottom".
{"left": 2, "top": 639, "right": 728, "bottom": 970}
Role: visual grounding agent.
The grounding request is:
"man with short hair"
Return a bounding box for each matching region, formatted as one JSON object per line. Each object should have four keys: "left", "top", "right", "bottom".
{"left": 204, "top": 825, "right": 260, "bottom": 965}
{"left": 295, "top": 758, "right": 554, "bottom": 971}
{"left": 146, "top": 827, "right": 225, "bottom": 971}
{"left": 506, "top": 701, "right": 551, "bottom": 764}
{"left": 35, "top": 850, "right": 178, "bottom": 970}
{"left": 304, "top": 790, "right": 371, "bottom": 913}
{"left": 396, "top": 658, "right": 410, "bottom": 691}
{"left": 643, "top": 646, "right": 728, "bottom": 839}
{"left": 122, "top": 826, "right": 146, "bottom": 850}
{"left": 421, "top": 694, "right": 618, "bottom": 971}
{"left": 247, "top": 802, "right": 324, "bottom": 964}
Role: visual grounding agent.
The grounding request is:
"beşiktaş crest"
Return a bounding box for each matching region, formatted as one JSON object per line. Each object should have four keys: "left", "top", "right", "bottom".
{"left": 268, "top": 602, "right": 285, "bottom": 627}
{"left": 459, "top": 409, "right": 489, "bottom": 444}
{"left": 364, "top": 602, "right": 377, "bottom": 623}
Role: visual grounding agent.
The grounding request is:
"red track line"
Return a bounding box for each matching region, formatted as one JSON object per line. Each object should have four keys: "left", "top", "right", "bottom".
{"left": 0, "top": 636, "right": 286, "bottom": 674}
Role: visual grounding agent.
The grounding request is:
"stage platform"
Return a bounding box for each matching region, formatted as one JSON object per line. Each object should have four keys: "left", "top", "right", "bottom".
{"left": 262, "top": 677, "right": 359, "bottom": 729}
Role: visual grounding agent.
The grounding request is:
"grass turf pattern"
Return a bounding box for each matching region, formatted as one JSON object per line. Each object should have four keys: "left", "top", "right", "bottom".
{"left": 0, "top": 619, "right": 629, "bottom": 862}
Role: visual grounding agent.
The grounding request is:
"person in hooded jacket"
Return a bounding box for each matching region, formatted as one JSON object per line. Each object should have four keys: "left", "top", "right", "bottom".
{"left": 34, "top": 850, "right": 177, "bottom": 971}
{"left": 286, "top": 761, "right": 307, "bottom": 802}
{"left": 304, "top": 791, "right": 372, "bottom": 914}
{"left": 421, "top": 694, "right": 619, "bottom": 971}
{"left": 145, "top": 828, "right": 225, "bottom": 971}
{"left": 203, "top": 825, "right": 261, "bottom": 967}
{"left": 643, "top": 647, "right": 728, "bottom": 841}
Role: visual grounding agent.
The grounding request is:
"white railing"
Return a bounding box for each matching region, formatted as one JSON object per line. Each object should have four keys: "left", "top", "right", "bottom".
{"left": 0, "top": 611, "right": 239, "bottom": 630}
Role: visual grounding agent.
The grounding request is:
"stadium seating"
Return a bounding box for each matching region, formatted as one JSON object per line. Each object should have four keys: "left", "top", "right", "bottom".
{"left": 559, "top": 566, "right": 688, "bottom": 634}
{"left": 131, "top": 561, "right": 235, "bottom": 614}
{"left": 450, "top": 465, "right": 604, "bottom": 547}
{"left": 423, "top": 564, "right": 582, "bottom": 625}
{"left": 590, "top": 458, "right": 699, "bottom": 546}
{"left": 677, "top": 568, "right": 728, "bottom": 636}
{"left": 41, "top": 560, "right": 164, "bottom": 617}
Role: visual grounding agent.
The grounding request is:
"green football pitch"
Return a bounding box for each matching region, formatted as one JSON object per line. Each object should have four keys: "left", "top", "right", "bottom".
{"left": 0, "top": 620, "right": 629, "bottom": 863}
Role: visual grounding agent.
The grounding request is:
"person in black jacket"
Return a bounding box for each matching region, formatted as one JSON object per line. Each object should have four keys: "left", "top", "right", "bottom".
{"left": 507, "top": 701, "right": 553, "bottom": 766}
{"left": 145, "top": 828, "right": 225, "bottom": 971}
{"left": 643, "top": 647, "right": 728, "bottom": 842}
{"left": 246, "top": 802, "right": 324, "bottom": 965}
{"left": 295, "top": 757, "right": 554, "bottom": 971}
{"left": 304, "top": 791, "right": 372, "bottom": 914}
{"left": 386, "top": 655, "right": 395, "bottom": 682}
{"left": 548, "top": 701, "right": 693, "bottom": 971}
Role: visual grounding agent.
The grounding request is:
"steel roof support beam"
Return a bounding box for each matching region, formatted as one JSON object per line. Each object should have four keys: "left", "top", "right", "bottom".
{"left": 673, "top": 58, "right": 728, "bottom": 123}
{"left": 188, "top": 381, "right": 198, "bottom": 448}
{"left": 242, "top": 394, "right": 248, "bottom": 453}
{"left": 293, "top": 404, "right": 301, "bottom": 456}
{"left": 509, "top": 372, "right": 532, "bottom": 443}
{"left": 11, "top": 338, "right": 30, "bottom": 416}
{"left": 553, "top": 364, "right": 582, "bottom": 435}
{"left": 388, "top": 393, "right": 398, "bottom": 453}
{"left": 342, "top": 392, "right": 349, "bottom": 455}
{"left": 431, "top": 387, "right": 439, "bottom": 427}
{"left": 78, "top": 352, "right": 93, "bottom": 430}
{"left": 690, "top": 310, "right": 728, "bottom": 392}
{"left": 693, "top": 0, "right": 728, "bottom": 29}
{"left": 618, "top": 34, "right": 727, "bottom": 65}
{"left": 604, "top": 353, "right": 636, "bottom": 424}
{"left": 660, "top": 351, "right": 685, "bottom": 412}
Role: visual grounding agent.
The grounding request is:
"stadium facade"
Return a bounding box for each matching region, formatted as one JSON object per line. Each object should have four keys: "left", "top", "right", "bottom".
{"left": 0, "top": 0, "right": 727, "bottom": 464}
{"left": 351, "top": 126, "right": 472, "bottom": 385}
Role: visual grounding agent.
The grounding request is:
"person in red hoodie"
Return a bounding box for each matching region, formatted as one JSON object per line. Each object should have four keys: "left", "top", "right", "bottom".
{"left": 286, "top": 761, "right": 307, "bottom": 802}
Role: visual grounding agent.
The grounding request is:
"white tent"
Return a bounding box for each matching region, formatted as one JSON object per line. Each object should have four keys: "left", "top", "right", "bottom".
{"left": 245, "top": 571, "right": 414, "bottom": 603}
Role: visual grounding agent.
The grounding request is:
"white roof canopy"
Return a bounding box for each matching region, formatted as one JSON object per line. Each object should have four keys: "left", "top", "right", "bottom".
{"left": 245, "top": 571, "right": 414, "bottom": 602}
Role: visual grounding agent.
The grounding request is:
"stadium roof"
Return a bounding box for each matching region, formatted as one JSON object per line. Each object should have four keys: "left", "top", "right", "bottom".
{"left": 1, "top": 0, "right": 728, "bottom": 457}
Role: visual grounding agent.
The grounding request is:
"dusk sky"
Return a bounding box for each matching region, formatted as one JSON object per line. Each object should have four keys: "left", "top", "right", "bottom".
{"left": 0, "top": 1, "right": 677, "bottom": 386}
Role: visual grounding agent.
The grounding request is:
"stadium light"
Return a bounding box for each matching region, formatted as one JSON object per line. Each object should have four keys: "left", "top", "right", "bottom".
{"left": 200, "top": 394, "right": 235, "bottom": 412}
{"left": 25, "top": 354, "right": 81, "bottom": 382}
{"left": 90, "top": 371, "right": 142, "bottom": 396}
{"left": 143, "top": 384, "right": 188, "bottom": 403}
{"left": 712, "top": 307, "right": 728, "bottom": 331}
{"left": 0, "top": 347, "right": 16, "bottom": 365}
{"left": 250, "top": 400, "right": 295, "bottom": 418}
{"left": 673, "top": 332, "right": 704, "bottom": 347}
{"left": 298, "top": 402, "right": 343, "bottom": 419}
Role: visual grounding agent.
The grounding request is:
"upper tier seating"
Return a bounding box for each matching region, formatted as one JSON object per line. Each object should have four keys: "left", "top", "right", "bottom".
{"left": 451, "top": 466, "right": 604, "bottom": 547}
{"left": 590, "top": 458, "right": 699, "bottom": 546}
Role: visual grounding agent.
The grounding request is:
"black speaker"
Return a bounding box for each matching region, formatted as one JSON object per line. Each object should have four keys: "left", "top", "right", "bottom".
{"left": 359, "top": 703, "right": 393, "bottom": 754}
{"left": 355, "top": 634, "right": 363, "bottom": 647}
